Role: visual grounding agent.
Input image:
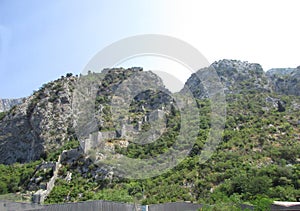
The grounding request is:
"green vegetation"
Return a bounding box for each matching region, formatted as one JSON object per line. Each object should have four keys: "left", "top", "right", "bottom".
{"left": 0, "top": 160, "right": 41, "bottom": 195}
{"left": 0, "top": 111, "right": 7, "bottom": 120}
{"left": 44, "top": 93, "right": 300, "bottom": 206}
{"left": 45, "top": 138, "right": 80, "bottom": 162}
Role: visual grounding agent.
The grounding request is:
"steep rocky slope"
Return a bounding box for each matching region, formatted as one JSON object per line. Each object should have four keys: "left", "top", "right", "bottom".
{"left": 266, "top": 66, "right": 300, "bottom": 96}
{"left": 266, "top": 67, "right": 297, "bottom": 77}
{"left": 0, "top": 68, "right": 171, "bottom": 165}
{"left": 0, "top": 98, "right": 25, "bottom": 112}
{"left": 1, "top": 60, "right": 300, "bottom": 206}
{"left": 182, "top": 59, "right": 271, "bottom": 99}
{"left": 0, "top": 75, "right": 76, "bottom": 164}
{"left": 1, "top": 60, "right": 300, "bottom": 165}
{"left": 183, "top": 59, "right": 300, "bottom": 100}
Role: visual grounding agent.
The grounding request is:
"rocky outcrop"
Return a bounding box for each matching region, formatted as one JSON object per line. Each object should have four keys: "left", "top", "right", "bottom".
{"left": 212, "top": 59, "right": 270, "bottom": 94}
{"left": 266, "top": 68, "right": 297, "bottom": 77}
{"left": 0, "top": 75, "right": 76, "bottom": 164}
{"left": 266, "top": 66, "right": 300, "bottom": 96}
{"left": 0, "top": 68, "right": 172, "bottom": 165}
{"left": 182, "top": 59, "right": 271, "bottom": 99}
{"left": 182, "top": 59, "right": 300, "bottom": 99}
{"left": 0, "top": 98, "right": 25, "bottom": 112}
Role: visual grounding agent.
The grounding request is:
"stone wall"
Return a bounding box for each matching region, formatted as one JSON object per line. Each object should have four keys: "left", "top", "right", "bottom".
{"left": 33, "top": 154, "right": 62, "bottom": 204}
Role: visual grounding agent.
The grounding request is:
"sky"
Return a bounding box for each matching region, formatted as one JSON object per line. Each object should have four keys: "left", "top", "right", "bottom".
{"left": 0, "top": 0, "right": 299, "bottom": 98}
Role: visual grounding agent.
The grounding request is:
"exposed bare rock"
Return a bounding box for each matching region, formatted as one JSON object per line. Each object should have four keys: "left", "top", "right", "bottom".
{"left": 0, "top": 98, "right": 26, "bottom": 112}
{"left": 0, "top": 75, "right": 76, "bottom": 164}
{"left": 182, "top": 59, "right": 270, "bottom": 99}
{"left": 266, "top": 66, "right": 300, "bottom": 96}
{"left": 0, "top": 68, "right": 172, "bottom": 165}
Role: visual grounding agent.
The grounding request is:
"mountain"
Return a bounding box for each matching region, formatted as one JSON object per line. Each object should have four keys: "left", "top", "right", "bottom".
{"left": 213, "top": 59, "right": 271, "bottom": 94}
{"left": 0, "top": 98, "right": 25, "bottom": 112}
{"left": 183, "top": 59, "right": 300, "bottom": 100}
{"left": 266, "top": 66, "right": 300, "bottom": 96}
{"left": 183, "top": 59, "right": 272, "bottom": 99}
{"left": 0, "top": 74, "right": 76, "bottom": 165}
{"left": 266, "top": 68, "right": 297, "bottom": 77}
{"left": 0, "top": 60, "right": 300, "bottom": 207}
{"left": 0, "top": 68, "right": 172, "bottom": 165}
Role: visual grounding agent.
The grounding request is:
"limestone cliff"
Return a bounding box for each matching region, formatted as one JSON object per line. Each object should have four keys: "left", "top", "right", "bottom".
{"left": 0, "top": 74, "right": 76, "bottom": 164}
{"left": 182, "top": 59, "right": 300, "bottom": 99}
{"left": 0, "top": 68, "right": 171, "bottom": 165}
{"left": 266, "top": 66, "right": 300, "bottom": 96}
{"left": 0, "top": 98, "right": 25, "bottom": 112}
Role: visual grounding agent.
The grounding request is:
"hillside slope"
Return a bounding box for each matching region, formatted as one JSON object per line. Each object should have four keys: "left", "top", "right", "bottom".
{"left": 0, "top": 60, "right": 299, "bottom": 207}
{"left": 0, "top": 75, "right": 76, "bottom": 164}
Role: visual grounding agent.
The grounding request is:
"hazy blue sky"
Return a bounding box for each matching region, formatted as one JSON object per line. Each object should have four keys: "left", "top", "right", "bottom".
{"left": 0, "top": 0, "right": 299, "bottom": 98}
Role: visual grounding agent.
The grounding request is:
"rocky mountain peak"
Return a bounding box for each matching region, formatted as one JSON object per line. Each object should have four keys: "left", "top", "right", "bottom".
{"left": 211, "top": 59, "right": 264, "bottom": 75}
{"left": 0, "top": 68, "right": 172, "bottom": 165}
{"left": 182, "top": 59, "right": 270, "bottom": 99}
{"left": 266, "top": 68, "right": 297, "bottom": 77}
{"left": 266, "top": 66, "right": 300, "bottom": 96}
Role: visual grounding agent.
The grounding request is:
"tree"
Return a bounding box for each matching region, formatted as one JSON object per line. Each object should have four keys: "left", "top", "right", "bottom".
{"left": 66, "top": 73, "right": 73, "bottom": 77}
{"left": 251, "top": 195, "right": 273, "bottom": 211}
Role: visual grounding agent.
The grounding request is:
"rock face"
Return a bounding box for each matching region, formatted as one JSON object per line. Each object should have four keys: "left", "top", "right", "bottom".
{"left": 212, "top": 59, "right": 270, "bottom": 94}
{"left": 266, "top": 67, "right": 300, "bottom": 96}
{"left": 0, "top": 98, "right": 25, "bottom": 112}
{"left": 74, "top": 68, "right": 173, "bottom": 161}
{"left": 266, "top": 68, "right": 296, "bottom": 77}
{"left": 0, "top": 68, "right": 172, "bottom": 165}
{"left": 0, "top": 75, "right": 76, "bottom": 164}
{"left": 183, "top": 59, "right": 300, "bottom": 99}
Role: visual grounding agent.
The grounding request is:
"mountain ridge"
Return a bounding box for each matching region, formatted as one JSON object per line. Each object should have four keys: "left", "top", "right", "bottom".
{"left": 1, "top": 59, "right": 300, "bottom": 165}
{"left": 0, "top": 98, "right": 26, "bottom": 112}
{"left": 0, "top": 59, "right": 300, "bottom": 206}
